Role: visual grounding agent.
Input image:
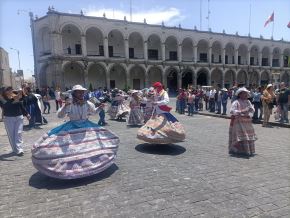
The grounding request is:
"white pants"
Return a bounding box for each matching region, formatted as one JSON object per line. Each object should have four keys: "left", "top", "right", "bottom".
{"left": 3, "top": 115, "right": 24, "bottom": 154}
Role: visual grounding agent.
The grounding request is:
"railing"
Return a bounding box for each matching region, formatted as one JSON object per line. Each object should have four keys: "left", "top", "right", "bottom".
{"left": 129, "top": 53, "right": 144, "bottom": 59}
{"left": 63, "top": 48, "right": 82, "bottom": 55}
{"left": 87, "top": 50, "right": 104, "bottom": 56}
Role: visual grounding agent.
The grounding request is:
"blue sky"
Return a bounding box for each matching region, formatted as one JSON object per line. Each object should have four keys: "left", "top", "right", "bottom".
{"left": 1, "top": 0, "right": 289, "bottom": 78}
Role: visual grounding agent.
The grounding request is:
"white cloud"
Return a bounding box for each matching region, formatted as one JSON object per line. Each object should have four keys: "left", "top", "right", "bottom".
{"left": 83, "top": 7, "right": 184, "bottom": 26}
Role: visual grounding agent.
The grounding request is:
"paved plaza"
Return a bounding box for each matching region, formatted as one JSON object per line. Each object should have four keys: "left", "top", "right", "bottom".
{"left": 0, "top": 101, "right": 290, "bottom": 218}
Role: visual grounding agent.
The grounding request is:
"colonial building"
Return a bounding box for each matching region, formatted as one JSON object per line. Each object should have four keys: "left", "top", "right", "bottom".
{"left": 31, "top": 8, "right": 290, "bottom": 92}
{"left": 0, "top": 47, "right": 14, "bottom": 88}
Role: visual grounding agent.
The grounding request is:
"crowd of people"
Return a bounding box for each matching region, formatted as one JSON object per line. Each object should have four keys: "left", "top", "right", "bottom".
{"left": 175, "top": 82, "right": 290, "bottom": 127}
{"left": 0, "top": 81, "right": 289, "bottom": 179}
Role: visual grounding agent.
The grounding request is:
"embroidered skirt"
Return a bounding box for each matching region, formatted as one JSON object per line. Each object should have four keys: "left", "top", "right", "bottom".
{"left": 127, "top": 108, "right": 144, "bottom": 126}
{"left": 137, "top": 113, "right": 185, "bottom": 144}
{"left": 31, "top": 120, "right": 119, "bottom": 179}
{"left": 229, "top": 116, "right": 257, "bottom": 156}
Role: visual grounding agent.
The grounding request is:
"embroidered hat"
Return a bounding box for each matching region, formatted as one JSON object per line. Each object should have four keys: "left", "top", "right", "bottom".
{"left": 235, "top": 87, "right": 250, "bottom": 96}
{"left": 266, "top": 84, "right": 273, "bottom": 89}
{"left": 72, "top": 85, "right": 87, "bottom": 91}
{"left": 221, "top": 88, "right": 228, "bottom": 91}
{"left": 153, "top": 82, "right": 163, "bottom": 88}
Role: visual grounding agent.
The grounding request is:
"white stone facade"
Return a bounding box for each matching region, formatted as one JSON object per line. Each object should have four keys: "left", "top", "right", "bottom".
{"left": 0, "top": 47, "right": 15, "bottom": 88}
{"left": 32, "top": 9, "right": 290, "bottom": 92}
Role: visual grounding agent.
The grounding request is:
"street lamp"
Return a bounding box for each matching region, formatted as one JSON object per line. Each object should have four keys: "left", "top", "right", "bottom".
{"left": 10, "top": 47, "right": 21, "bottom": 70}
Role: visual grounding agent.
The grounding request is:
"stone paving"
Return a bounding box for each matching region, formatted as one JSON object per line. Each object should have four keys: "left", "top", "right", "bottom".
{"left": 0, "top": 100, "right": 290, "bottom": 218}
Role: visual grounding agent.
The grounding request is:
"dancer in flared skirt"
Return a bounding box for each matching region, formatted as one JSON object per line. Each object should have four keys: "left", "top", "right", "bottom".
{"left": 31, "top": 85, "right": 119, "bottom": 179}
{"left": 137, "top": 82, "right": 185, "bottom": 144}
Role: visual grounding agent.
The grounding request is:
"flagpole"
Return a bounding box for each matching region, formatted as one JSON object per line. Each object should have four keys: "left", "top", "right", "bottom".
{"left": 248, "top": 3, "right": 251, "bottom": 35}
{"left": 272, "top": 19, "right": 274, "bottom": 39}
{"left": 200, "top": 0, "right": 202, "bottom": 30}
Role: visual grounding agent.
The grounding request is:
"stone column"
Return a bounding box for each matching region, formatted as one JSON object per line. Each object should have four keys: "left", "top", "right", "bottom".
{"left": 235, "top": 49, "right": 239, "bottom": 65}
{"left": 84, "top": 69, "right": 88, "bottom": 88}
{"left": 178, "top": 44, "right": 182, "bottom": 62}
{"left": 54, "top": 61, "right": 63, "bottom": 89}
{"left": 247, "top": 50, "right": 251, "bottom": 65}
{"left": 194, "top": 46, "right": 198, "bottom": 63}
{"left": 222, "top": 48, "right": 225, "bottom": 65}
{"left": 106, "top": 72, "right": 110, "bottom": 89}
{"left": 81, "top": 34, "right": 87, "bottom": 56}
{"left": 145, "top": 72, "right": 149, "bottom": 88}
{"left": 162, "top": 43, "right": 166, "bottom": 61}
{"left": 193, "top": 72, "right": 197, "bottom": 87}
{"left": 280, "top": 54, "right": 284, "bottom": 68}
{"left": 51, "top": 31, "right": 60, "bottom": 55}
{"left": 144, "top": 41, "right": 148, "bottom": 60}
{"left": 259, "top": 52, "right": 262, "bottom": 67}
{"left": 208, "top": 47, "right": 212, "bottom": 64}
{"left": 125, "top": 38, "right": 129, "bottom": 59}
{"left": 126, "top": 71, "right": 130, "bottom": 88}
{"left": 178, "top": 72, "right": 182, "bottom": 89}
{"left": 221, "top": 71, "right": 225, "bottom": 88}
{"left": 208, "top": 72, "right": 211, "bottom": 86}
{"left": 269, "top": 53, "right": 273, "bottom": 67}
{"left": 162, "top": 70, "right": 166, "bottom": 86}
{"left": 104, "top": 37, "right": 109, "bottom": 58}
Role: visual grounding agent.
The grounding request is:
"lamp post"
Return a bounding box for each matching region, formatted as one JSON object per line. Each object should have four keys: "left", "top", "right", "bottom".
{"left": 10, "top": 47, "right": 21, "bottom": 70}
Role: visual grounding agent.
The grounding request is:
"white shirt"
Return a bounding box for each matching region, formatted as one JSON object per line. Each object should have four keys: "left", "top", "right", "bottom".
{"left": 154, "top": 91, "right": 170, "bottom": 114}
{"left": 57, "top": 101, "right": 101, "bottom": 121}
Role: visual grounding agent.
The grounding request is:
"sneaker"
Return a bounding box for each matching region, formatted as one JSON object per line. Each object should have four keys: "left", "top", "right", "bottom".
{"left": 16, "top": 151, "right": 24, "bottom": 156}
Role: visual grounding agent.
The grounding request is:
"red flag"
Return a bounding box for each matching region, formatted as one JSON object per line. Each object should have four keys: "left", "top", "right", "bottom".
{"left": 287, "top": 21, "right": 290, "bottom": 28}
{"left": 264, "top": 12, "right": 274, "bottom": 27}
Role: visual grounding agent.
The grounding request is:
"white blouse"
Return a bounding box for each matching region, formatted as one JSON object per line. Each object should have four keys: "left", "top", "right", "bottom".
{"left": 57, "top": 101, "right": 101, "bottom": 121}
{"left": 155, "top": 91, "right": 170, "bottom": 114}
{"left": 230, "top": 99, "right": 255, "bottom": 116}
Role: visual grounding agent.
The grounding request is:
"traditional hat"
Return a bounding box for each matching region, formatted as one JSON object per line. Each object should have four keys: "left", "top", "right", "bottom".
{"left": 266, "top": 84, "right": 273, "bottom": 89}
{"left": 131, "top": 90, "right": 139, "bottom": 94}
{"left": 72, "top": 84, "right": 87, "bottom": 91}
{"left": 221, "top": 88, "right": 228, "bottom": 91}
{"left": 235, "top": 87, "right": 250, "bottom": 96}
{"left": 153, "top": 82, "right": 163, "bottom": 88}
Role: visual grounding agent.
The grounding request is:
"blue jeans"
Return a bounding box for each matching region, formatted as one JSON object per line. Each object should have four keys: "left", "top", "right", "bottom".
{"left": 280, "top": 103, "right": 289, "bottom": 123}
{"left": 222, "top": 102, "right": 227, "bottom": 114}
{"left": 253, "top": 102, "right": 261, "bottom": 120}
{"left": 187, "top": 103, "right": 194, "bottom": 115}
{"left": 216, "top": 101, "right": 221, "bottom": 114}
{"left": 98, "top": 109, "right": 106, "bottom": 125}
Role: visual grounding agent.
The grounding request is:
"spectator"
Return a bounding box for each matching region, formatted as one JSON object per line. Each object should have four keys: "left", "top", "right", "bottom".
{"left": 277, "top": 82, "right": 290, "bottom": 123}
{"left": 261, "top": 84, "right": 276, "bottom": 127}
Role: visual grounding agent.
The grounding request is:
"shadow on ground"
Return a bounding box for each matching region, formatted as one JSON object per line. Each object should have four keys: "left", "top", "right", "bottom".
{"left": 28, "top": 164, "right": 118, "bottom": 190}
{"left": 0, "top": 152, "right": 16, "bottom": 161}
{"left": 135, "top": 143, "right": 186, "bottom": 156}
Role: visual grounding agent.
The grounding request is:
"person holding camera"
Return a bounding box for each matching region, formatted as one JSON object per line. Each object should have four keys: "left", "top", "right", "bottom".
{"left": 0, "top": 87, "right": 30, "bottom": 156}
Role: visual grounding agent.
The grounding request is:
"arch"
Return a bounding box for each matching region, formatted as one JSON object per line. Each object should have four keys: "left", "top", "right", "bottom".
{"left": 88, "top": 63, "right": 107, "bottom": 89}
{"left": 108, "top": 29, "right": 125, "bottom": 58}
{"left": 196, "top": 68, "right": 209, "bottom": 86}
{"left": 147, "top": 65, "right": 162, "bottom": 87}
{"left": 272, "top": 47, "right": 281, "bottom": 67}
{"left": 225, "top": 42, "right": 235, "bottom": 64}
{"left": 165, "top": 36, "right": 178, "bottom": 61}
{"left": 211, "top": 68, "right": 223, "bottom": 88}
{"left": 38, "top": 26, "right": 51, "bottom": 56}
{"left": 248, "top": 71, "right": 259, "bottom": 87}
{"left": 281, "top": 71, "right": 290, "bottom": 86}
{"left": 109, "top": 64, "right": 127, "bottom": 89}
{"left": 197, "top": 39, "right": 209, "bottom": 63}
{"left": 283, "top": 48, "right": 290, "bottom": 67}
{"left": 63, "top": 62, "right": 84, "bottom": 89}
{"left": 38, "top": 63, "right": 49, "bottom": 88}
{"left": 238, "top": 44, "right": 248, "bottom": 65}
{"left": 182, "top": 68, "right": 194, "bottom": 89}
{"left": 236, "top": 70, "right": 248, "bottom": 86}
{"left": 85, "top": 27, "right": 104, "bottom": 56}
{"left": 147, "top": 34, "right": 162, "bottom": 60}
{"left": 129, "top": 65, "right": 146, "bottom": 89}
{"left": 128, "top": 32, "right": 144, "bottom": 59}
{"left": 211, "top": 41, "right": 222, "bottom": 64}
{"left": 261, "top": 46, "right": 270, "bottom": 66}
{"left": 182, "top": 37, "right": 194, "bottom": 62}
{"left": 250, "top": 45, "right": 259, "bottom": 66}
{"left": 165, "top": 67, "right": 178, "bottom": 94}
{"left": 261, "top": 70, "right": 270, "bottom": 85}
{"left": 224, "top": 70, "right": 236, "bottom": 89}
{"left": 61, "top": 24, "right": 82, "bottom": 55}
